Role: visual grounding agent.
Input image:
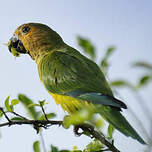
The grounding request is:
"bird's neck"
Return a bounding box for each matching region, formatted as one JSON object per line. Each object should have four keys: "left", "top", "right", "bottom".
{"left": 34, "top": 43, "right": 66, "bottom": 65}
{"left": 26, "top": 36, "right": 65, "bottom": 61}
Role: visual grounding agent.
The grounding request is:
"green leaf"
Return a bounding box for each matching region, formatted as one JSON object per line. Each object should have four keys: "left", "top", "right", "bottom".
{"left": 137, "top": 75, "right": 152, "bottom": 88}
{"left": 72, "top": 146, "right": 78, "bottom": 151}
{"left": 84, "top": 139, "right": 104, "bottom": 152}
{"left": 63, "top": 108, "right": 93, "bottom": 129}
{"left": 38, "top": 113, "right": 56, "bottom": 120}
{"left": 100, "top": 46, "right": 115, "bottom": 74}
{"left": 10, "top": 46, "right": 20, "bottom": 57}
{"left": 110, "top": 80, "right": 135, "bottom": 90}
{"left": 71, "top": 146, "right": 82, "bottom": 152}
{"left": 28, "top": 103, "right": 40, "bottom": 108}
{"left": 0, "top": 111, "right": 3, "bottom": 118}
{"left": 11, "top": 117, "right": 25, "bottom": 120}
{"left": 39, "top": 100, "right": 45, "bottom": 106}
{"left": 105, "top": 47, "right": 115, "bottom": 58}
{"left": 11, "top": 99, "right": 20, "bottom": 106}
{"left": 100, "top": 59, "right": 108, "bottom": 70}
{"left": 94, "top": 118, "right": 104, "bottom": 129}
{"left": 18, "top": 94, "right": 38, "bottom": 119}
{"left": 51, "top": 145, "right": 59, "bottom": 152}
{"left": 110, "top": 80, "right": 128, "bottom": 86}
{"left": 132, "top": 61, "right": 152, "bottom": 71}
{"left": 33, "top": 141, "right": 40, "bottom": 152}
{"left": 108, "top": 124, "right": 115, "bottom": 139}
{"left": 77, "top": 36, "right": 95, "bottom": 60}
{"left": 5, "top": 96, "right": 13, "bottom": 112}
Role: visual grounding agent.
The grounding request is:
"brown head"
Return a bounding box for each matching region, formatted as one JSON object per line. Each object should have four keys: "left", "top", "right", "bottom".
{"left": 8, "top": 23, "right": 64, "bottom": 60}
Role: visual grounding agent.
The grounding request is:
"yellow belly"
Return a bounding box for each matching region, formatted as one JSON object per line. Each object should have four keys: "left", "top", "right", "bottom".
{"left": 50, "top": 93, "right": 94, "bottom": 114}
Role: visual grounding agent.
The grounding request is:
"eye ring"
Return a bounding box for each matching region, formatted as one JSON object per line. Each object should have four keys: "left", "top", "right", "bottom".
{"left": 22, "top": 26, "right": 30, "bottom": 34}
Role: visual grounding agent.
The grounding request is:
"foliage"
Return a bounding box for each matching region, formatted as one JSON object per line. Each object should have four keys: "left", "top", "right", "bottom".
{"left": 100, "top": 46, "right": 116, "bottom": 75}
{"left": 108, "top": 124, "right": 115, "bottom": 139}
{"left": 84, "top": 139, "right": 104, "bottom": 152}
{"left": 132, "top": 61, "right": 152, "bottom": 71}
{"left": 18, "top": 94, "right": 39, "bottom": 119}
{"left": 33, "top": 141, "right": 40, "bottom": 152}
{"left": 77, "top": 36, "right": 96, "bottom": 60}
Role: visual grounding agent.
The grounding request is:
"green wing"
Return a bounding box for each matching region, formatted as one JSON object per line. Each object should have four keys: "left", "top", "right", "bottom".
{"left": 39, "top": 46, "right": 113, "bottom": 95}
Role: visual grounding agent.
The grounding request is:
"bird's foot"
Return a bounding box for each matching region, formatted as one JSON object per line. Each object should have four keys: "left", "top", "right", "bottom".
{"left": 73, "top": 125, "right": 83, "bottom": 136}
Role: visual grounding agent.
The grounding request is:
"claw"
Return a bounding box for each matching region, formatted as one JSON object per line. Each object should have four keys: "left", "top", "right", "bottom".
{"left": 73, "top": 126, "right": 83, "bottom": 136}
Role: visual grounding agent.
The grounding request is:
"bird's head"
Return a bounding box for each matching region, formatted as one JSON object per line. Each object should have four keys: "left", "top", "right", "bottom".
{"left": 8, "top": 23, "right": 64, "bottom": 60}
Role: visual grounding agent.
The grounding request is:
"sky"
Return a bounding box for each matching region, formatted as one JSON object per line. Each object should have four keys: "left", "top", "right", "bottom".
{"left": 0, "top": 0, "right": 152, "bottom": 152}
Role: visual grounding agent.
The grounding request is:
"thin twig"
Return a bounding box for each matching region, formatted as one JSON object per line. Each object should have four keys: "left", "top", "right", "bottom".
{"left": 40, "top": 104, "right": 48, "bottom": 121}
{"left": 0, "top": 107, "right": 11, "bottom": 123}
{"left": 11, "top": 111, "right": 29, "bottom": 120}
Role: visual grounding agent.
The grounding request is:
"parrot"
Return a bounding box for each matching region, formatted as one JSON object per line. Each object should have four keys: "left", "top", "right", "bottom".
{"left": 8, "top": 23, "right": 146, "bottom": 144}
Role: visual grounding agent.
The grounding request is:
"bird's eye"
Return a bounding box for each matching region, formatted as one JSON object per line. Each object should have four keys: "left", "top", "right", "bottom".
{"left": 22, "top": 26, "right": 30, "bottom": 34}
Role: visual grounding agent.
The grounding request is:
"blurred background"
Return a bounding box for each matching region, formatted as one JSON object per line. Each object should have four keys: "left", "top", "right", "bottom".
{"left": 0, "top": 0, "right": 152, "bottom": 151}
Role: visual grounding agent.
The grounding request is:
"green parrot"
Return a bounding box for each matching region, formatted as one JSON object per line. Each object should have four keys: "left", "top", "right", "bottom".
{"left": 8, "top": 23, "right": 146, "bottom": 144}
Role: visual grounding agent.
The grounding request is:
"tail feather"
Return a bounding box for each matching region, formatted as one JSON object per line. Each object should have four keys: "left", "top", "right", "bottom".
{"left": 97, "top": 105, "right": 146, "bottom": 144}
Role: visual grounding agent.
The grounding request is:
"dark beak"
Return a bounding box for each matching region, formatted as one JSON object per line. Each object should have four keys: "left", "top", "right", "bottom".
{"left": 8, "top": 35, "right": 27, "bottom": 54}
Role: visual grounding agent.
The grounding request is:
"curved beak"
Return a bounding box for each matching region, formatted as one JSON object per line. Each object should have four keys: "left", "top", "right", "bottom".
{"left": 8, "top": 35, "right": 27, "bottom": 54}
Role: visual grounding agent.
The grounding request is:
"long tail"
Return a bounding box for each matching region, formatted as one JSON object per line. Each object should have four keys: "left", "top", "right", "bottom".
{"left": 97, "top": 106, "right": 146, "bottom": 144}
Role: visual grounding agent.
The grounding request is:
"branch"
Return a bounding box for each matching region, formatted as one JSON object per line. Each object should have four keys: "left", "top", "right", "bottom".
{"left": 77, "top": 124, "right": 120, "bottom": 152}
{"left": 0, "top": 119, "right": 62, "bottom": 128}
{"left": 0, "top": 119, "right": 120, "bottom": 152}
{"left": 0, "top": 107, "right": 120, "bottom": 152}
